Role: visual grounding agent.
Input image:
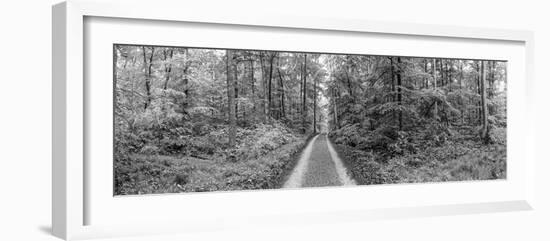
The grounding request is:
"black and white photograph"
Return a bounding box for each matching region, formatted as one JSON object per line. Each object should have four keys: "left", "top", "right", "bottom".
{"left": 113, "top": 44, "right": 507, "bottom": 195}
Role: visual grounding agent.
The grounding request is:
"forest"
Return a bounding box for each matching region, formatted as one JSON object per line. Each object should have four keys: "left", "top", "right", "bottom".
{"left": 113, "top": 44, "right": 506, "bottom": 195}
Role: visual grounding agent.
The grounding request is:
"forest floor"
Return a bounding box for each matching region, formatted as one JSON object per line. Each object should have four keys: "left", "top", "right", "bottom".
{"left": 330, "top": 125, "right": 507, "bottom": 185}
{"left": 114, "top": 124, "right": 312, "bottom": 195}
{"left": 283, "top": 134, "right": 356, "bottom": 188}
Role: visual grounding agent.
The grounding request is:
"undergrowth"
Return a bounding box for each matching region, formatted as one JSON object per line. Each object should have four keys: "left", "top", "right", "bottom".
{"left": 114, "top": 121, "right": 307, "bottom": 195}
{"left": 330, "top": 121, "right": 506, "bottom": 185}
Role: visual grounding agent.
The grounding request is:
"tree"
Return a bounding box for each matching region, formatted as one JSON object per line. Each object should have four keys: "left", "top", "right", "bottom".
{"left": 142, "top": 46, "right": 154, "bottom": 109}
{"left": 182, "top": 48, "right": 190, "bottom": 112}
{"left": 302, "top": 54, "right": 308, "bottom": 133}
{"left": 259, "top": 52, "right": 267, "bottom": 123}
{"left": 313, "top": 68, "right": 318, "bottom": 133}
{"left": 479, "top": 60, "right": 490, "bottom": 144}
{"left": 226, "top": 50, "right": 237, "bottom": 148}
{"left": 276, "top": 56, "right": 286, "bottom": 120}
{"left": 390, "top": 57, "right": 396, "bottom": 102}
{"left": 332, "top": 87, "right": 339, "bottom": 130}
{"left": 115, "top": 44, "right": 507, "bottom": 161}
{"left": 162, "top": 48, "right": 174, "bottom": 90}
{"left": 396, "top": 57, "right": 403, "bottom": 130}
{"left": 432, "top": 58, "right": 438, "bottom": 119}
{"left": 249, "top": 54, "right": 257, "bottom": 119}
{"left": 457, "top": 59, "right": 465, "bottom": 123}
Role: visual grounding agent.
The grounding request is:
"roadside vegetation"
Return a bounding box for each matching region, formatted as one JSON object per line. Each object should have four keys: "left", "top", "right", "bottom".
{"left": 115, "top": 121, "right": 308, "bottom": 195}
{"left": 331, "top": 123, "right": 506, "bottom": 185}
{"left": 326, "top": 57, "right": 507, "bottom": 185}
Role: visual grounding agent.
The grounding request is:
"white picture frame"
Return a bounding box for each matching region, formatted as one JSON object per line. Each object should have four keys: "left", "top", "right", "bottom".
{"left": 52, "top": 0, "right": 536, "bottom": 240}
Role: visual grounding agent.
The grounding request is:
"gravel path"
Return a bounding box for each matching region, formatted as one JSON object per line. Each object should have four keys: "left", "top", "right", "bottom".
{"left": 283, "top": 134, "right": 355, "bottom": 188}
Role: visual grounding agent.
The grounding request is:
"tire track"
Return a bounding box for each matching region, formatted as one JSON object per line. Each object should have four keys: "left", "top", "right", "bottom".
{"left": 283, "top": 134, "right": 355, "bottom": 188}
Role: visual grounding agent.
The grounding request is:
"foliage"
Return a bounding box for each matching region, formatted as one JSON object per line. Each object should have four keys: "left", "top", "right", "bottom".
{"left": 331, "top": 121, "right": 506, "bottom": 185}
{"left": 327, "top": 55, "right": 506, "bottom": 185}
{"left": 234, "top": 122, "right": 296, "bottom": 160}
{"left": 114, "top": 129, "right": 307, "bottom": 195}
{"left": 114, "top": 45, "right": 332, "bottom": 194}
{"left": 114, "top": 44, "right": 508, "bottom": 193}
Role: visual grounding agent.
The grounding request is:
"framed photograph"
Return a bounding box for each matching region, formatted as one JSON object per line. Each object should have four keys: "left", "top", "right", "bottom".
{"left": 52, "top": 0, "right": 535, "bottom": 240}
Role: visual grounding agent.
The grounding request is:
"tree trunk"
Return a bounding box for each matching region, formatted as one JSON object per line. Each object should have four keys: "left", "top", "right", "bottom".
{"left": 432, "top": 58, "right": 438, "bottom": 119}
{"left": 276, "top": 65, "right": 286, "bottom": 119}
{"left": 458, "top": 60, "right": 464, "bottom": 124}
{"left": 162, "top": 49, "right": 173, "bottom": 90}
{"left": 439, "top": 59, "right": 446, "bottom": 87}
{"left": 302, "top": 54, "right": 308, "bottom": 133}
{"left": 446, "top": 59, "right": 452, "bottom": 92}
{"left": 390, "top": 57, "right": 396, "bottom": 102}
{"left": 389, "top": 57, "right": 397, "bottom": 124}
{"left": 142, "top": 46, "right": 154, "bottom": 110}
{"left": 397, "top": 57, "right": 403, "bottom": 130}
{"left": 488, "top": 61, "right": 496, "bottom": 99}
{"left": 234, "top": 60, "right": 239, "bottom": 122}
{"left": 345, "top": 57, "right": 353, "bottom": 98}
{"left": 211, "top": 69, "right": 216, "bottom": 117}
{"left": 267, "top": 53, "right": 274, "bottom": 120}
{"left": 259, "top": 52, "right": 267, "bottom": 123}
{"left": 250, "top": 58, "right": 256, "bottom": 120}
{"left": 182, "top": 48, "right": 190, "bottom": 112}
{"left": 480, "top": 61, "right": 490, "bottom": 144}
{"left": 477, "top": 61, "right": 482, "bottom": 125}
{"left": 424, "top": 59, "right": 428, "bottom": 89}
{"left": 298, "top": 56, "right": 304, "bottom": 120}
{"left": 226, "top": 50, "right": 237, "bottom": 148}
{"left": 313, "top": 74, "right": 317, "bottom": 133}
{"left": 488, "top": 61, "right": 497, "bottom": 115}
{"left": 333, "top": 88, "right": 339, "bottom": 130}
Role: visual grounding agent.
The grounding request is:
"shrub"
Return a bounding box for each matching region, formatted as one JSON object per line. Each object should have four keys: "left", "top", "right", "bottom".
{"left": 330, "top": 124, "right": 365, "bottom": 147}
{"left": 158, "top": 136, "right": 188, "bottom": 155}
{"left": 140, "top": 144, "right": 160, "bottom": 155}
{"left": 491, "top": 127, "right": 506, "bottom": 145}
{"left": 174, "top": 173, "right": 189, "bottom": 185}
{"left": 234, "top": 122, "right": 297, "bottom": 161}
{"left": 114, "top": 124, "right": 307, "bottom": 195}
{"left": 330, "top": 119, "right": 506, "bottom": 186}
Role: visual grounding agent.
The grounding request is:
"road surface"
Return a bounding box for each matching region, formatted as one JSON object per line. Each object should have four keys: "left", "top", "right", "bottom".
{"left": 283, "top": 134, "right": 356, "bottom": 188}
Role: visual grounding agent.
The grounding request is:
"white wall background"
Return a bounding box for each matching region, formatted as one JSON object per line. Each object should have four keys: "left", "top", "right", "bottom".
{"left": 0, "top": 0, "right": 548, "bottom": 240}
